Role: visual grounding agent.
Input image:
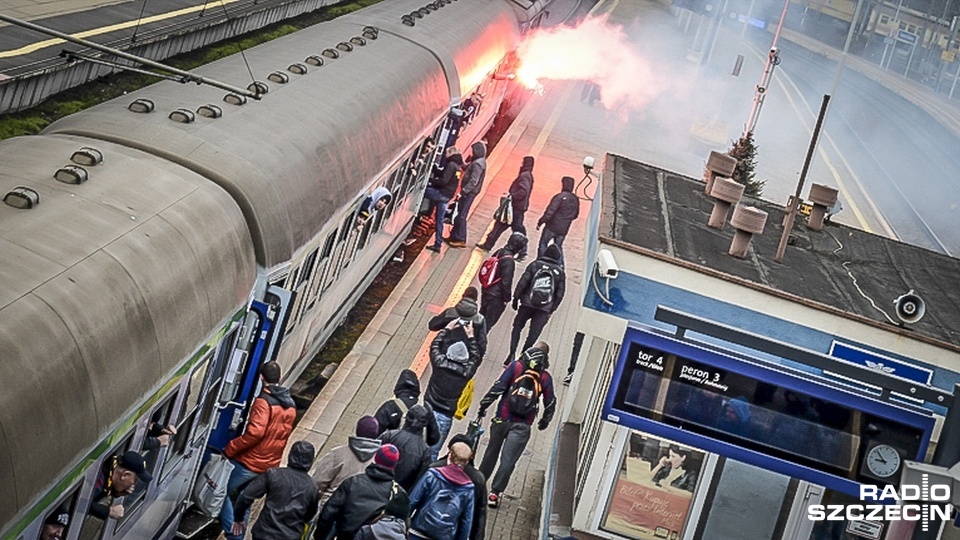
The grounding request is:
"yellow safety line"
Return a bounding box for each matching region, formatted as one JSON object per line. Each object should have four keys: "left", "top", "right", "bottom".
{"left": 0, "top": 0, "right": 240, "bottom": 59}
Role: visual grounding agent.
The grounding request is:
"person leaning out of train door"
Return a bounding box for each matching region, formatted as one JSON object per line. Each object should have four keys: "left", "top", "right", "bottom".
{"left": 535, "top": 175, "right": 580, "bottom": 267}
{"left": 40, "top": 503, "right": 70, "bottom": 540}
{"left": 476, "top": 156, "right": 534, "bottom": 260}
{"left": 355, "top": 187, "right": 393, "bottom": 230}
{"left": 88, "top": 450, "right": 152, "bottom": 521}
{"left": 220, "top": 361, "right": 297, "bottom": 540}
{"left": 424, "top": 146, "right": 464, "bottom": 253}
{"left": 446, "top": 141, "right": 487, "bottom": 248}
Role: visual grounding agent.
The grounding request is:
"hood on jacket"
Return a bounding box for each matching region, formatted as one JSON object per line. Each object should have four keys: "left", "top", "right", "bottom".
{"left": 506, "top": 232, "right": 528, "bottom": 254}
{"left": 434, "top": 464, "right": 473, "bottom": 487}
{"left": 403, "top": 404, "right": 431, "bottom": 432}
{"left": 265, "top": 385, "right": 296, "bottom": 409}
{"left": 369, "top": 186, "right": 393, "bottom": 206}
{"left": 542, "top": 243, "right": 563, "bottom": 263}
{"left": 288, "top": 440, "right": 315, "bottom": 471}
{"left": 348, "top": 435, "right": 382, "bottom": 462}
{"left": 521, "top": 347, "right": 550, "bottom": 372}
{"left": 446, "top": 153, "right": 465, "bottom": 168}
{"left": 470, "top": 141, "right": 486, "bottom": 160}
{"left": 521, "top": 155, "right": 535, "bottom": 171}
{"left": 454, "top": 297, "right": 479, "bottom": 318}
{"left": 445, "top": 341, "right": 469, "bottom": 362}
{"left": 393, "top": 369, "right": 421, "bottom": 400}
{"left": 560, "top": 175, "right": 575, "bottom": 192}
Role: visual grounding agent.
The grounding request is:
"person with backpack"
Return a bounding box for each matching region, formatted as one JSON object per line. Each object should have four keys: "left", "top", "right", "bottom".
{"left": 477, "top": 232, "right": 527, "bottom": 332}
{"left": 536, "top": 175, "right": 580, "bottom": 265}
{"left": 505, "top": 243, "right": 565, "bottom": 364}
{"left": 374, "top": 370, "right": 441, "bottom": 446}
{"left": 429, "top": 435, "right": 487, "bottom": 540}
{"left": 428, "top": 286, "right": 488, "bottom": 358}
{"left": 354, "top": 484, "right": 411, "bottom": 540}
{"left": 475, "top": 343, "right": 556, "bottom": 508}
{"left": 476, "top": 156, "right": 535, "bottom": 260}
{"left": 446, "top": 141, "right": 487, "bottom": 248}
{"left": 408, "top": 442, "right": 476, "bottom": 540}
{"left": 423, "top": 323, "right": 482, "bottom": 461}
{"left": 380, "top": 405, "right": 437, "bottom": 492}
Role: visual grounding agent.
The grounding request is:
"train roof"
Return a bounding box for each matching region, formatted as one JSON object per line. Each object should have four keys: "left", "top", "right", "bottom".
{"left": 0, "top": 134, "right": 255, "bottom": 530}
{"left": 598, "top": 154, "right": 960, "bottom": 350}
{"left": 44, "top": 0, "right": 523, "bottom": 269}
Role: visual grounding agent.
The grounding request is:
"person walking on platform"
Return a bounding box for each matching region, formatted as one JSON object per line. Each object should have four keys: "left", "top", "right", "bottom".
{"left": 429, "top": 435, "right": 487, "bottom": 540}
{"left": 221, "top": 361, "right": 297, "bottom": 540}
{"left": 374, "top": 370, "right": 440, "bottom": 445}
{"left": 425, "top": 146, "right": 464, "bottom": 253}
{"left": 506, "top": 243, "right": 565, "bottom": 364}
{"left": 313, "top": 416, "right": 382, "bottom": 506}
{"left": 447, "top": 141, "right": 487, "bottom": 247}
{"left": 429, "top": 286, "right": 488, "bottom": 357}
{"left": 476, "top": 343, "right": 556, "bottom": 508}
{"left": 423, "top": 323, "right": 482, "bottom": 460}
{"left": 232, "top": 440, "right": 319, "bottom": 540}
{"left": 314, "top": 444, "right": 406, "bottom": 540}
{"left": 478, "top": 232, "right": 526, "bottom": 332}
{"left": 408, "top": 442, "right": 476, "bottom": 540}
{"left": 380, "top": 405, "right": 436, "bottom": 492}
{"left": 476, "top": 156, "right": 535, "bottom": 259}
{"left": 535, "top": 175, "right": 580, "bottom": 265}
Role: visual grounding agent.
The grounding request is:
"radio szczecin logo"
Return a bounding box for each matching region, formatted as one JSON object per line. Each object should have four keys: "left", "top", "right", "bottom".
{"left": 808, "top": 474, "right": 952, "bottom": 532}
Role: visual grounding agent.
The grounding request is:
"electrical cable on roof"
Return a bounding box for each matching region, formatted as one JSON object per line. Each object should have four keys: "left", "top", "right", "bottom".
{"left": 213, "top": 0, "right": 258, "bottom": 85}
{"left": 828, "top": 230, "right": 897, "bottom": 325}
{"left": 131, "top": 0, "right": 150, "bottom": 43}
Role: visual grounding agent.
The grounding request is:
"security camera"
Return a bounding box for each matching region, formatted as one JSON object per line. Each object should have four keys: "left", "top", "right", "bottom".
{"left": 894, "top": 290, "right": 925, "bottom": 324}
{"left": 583, "top": 156, "right": 595, "bottom": 175}
{"left": 597, "top": 248, "right": 619, "bottom": 279}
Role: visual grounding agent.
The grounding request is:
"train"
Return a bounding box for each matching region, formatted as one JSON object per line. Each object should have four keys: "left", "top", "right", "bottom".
{"left": 0, "top": 0, "right": 548, "bottom": 537}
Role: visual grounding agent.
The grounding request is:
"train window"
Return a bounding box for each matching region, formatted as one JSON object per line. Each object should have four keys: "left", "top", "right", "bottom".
{"left": 308, "top": 232, "right": 336, "bottom": 309}
{"left": 198, "top": 329, "right": 238, "bottom": 429}
{"left": 116, "top": 395, "right": 177, "bottom": 526}
{"left": 38, "top": 489, "right": 78, "bottom": 540}
{"left": 300, "top": 249, "right": 319, "bottom": 287}
{"left": 356, "top": 214, "right": 375, "bottom": 251}
{"left": 161, "top": 353, "right": 213, "bottom": 479}
{"left": 78, "top": 435, "right": 135, "bottom": 538}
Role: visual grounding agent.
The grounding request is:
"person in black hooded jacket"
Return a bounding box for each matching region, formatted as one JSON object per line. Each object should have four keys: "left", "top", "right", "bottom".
{"left": 233, "top": 440, "right": 319, "bottom": 540}
{"left": 447, "top": 141, "right": 487, "bottom": 247}
{"left": 422, "top": 325, "right": 482, "bottom": 461}
{"left": 380, "top": 405, "right": 436, "bottom": 492}
{"left": 479, "top": 232, "right": 527, "bottom": 332}
{"left": 428, "top": 286, "right": 488, "bottom": 357}
{"left": 374, "top": 370, "right": 440, "bottom": 446}
{"left": 536, "top": 175, "right": 580, "bottom": 265}
{"left": 425, "top": 146, "right": 464, "bottom": 253}
{"left": 506, "top": 243, "right": 565, "bottom": 364}
{"left": 476, "top": 156, "right": 534, "bottom": 259}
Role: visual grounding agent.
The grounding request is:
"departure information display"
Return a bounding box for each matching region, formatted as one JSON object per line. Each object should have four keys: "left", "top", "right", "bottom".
{"left": 603, "top": 326, "right": 935, "bottom": 496}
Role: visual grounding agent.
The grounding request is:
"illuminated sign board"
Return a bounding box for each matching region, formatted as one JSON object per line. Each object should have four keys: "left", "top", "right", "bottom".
{"left": 603, "top": 326, "right": 935, "bottom": 496}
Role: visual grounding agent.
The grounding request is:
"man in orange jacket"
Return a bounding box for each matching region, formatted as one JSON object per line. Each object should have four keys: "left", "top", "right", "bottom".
{"left": 220, "top": 361, "right": 297, "bottom": 540}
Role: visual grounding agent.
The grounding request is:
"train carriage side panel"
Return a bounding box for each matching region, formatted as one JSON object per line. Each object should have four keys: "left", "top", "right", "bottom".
{"left": 44, "top": 23, "right": 451, "bottom": 270}
{"left": 0, "top": 135, "right": 256, "bottom": 534}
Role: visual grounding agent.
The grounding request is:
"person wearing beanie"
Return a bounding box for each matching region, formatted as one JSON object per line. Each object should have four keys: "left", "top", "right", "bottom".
{"left": 477, "top": 342, "right": 556, "bottom": 508}
{"left": 536, "top": 175, "right": 580, "bottom": 266}
{"left": 313, "top": 415, "right": 383, "bottom": 505}
{"left": 422, "top": 322, "right": 482, "bottom": 461}
{"left": 233, "top": 440, "right": 319, "bottom": 540}
{"left": 476, "top": 155, "right": 535, "bottom": 260}
{"left": 41, "top": 503, "right": 70, "bottom": 540}
{"left": 408, "top": 442, "right": 475, "bottom": 540}
{"left": 505, "top": 242, "right": 565, "bottom": 364}
{"left": 429, "top": 435, "right": 488, "bottom": 540}
{"left": 315, "top": 444, "right": 406, "bottom": 540}
{"left": 428, "top": 286, "right": 488, "bottom": 357}
{"left": 374, "top": 370, "right": 440, "bottom": 445}
{"left": 381, "top": 405, "right": 437, "bottom": 491}
{"left": 478, "top": 232, "right": 527, "bottom": 332}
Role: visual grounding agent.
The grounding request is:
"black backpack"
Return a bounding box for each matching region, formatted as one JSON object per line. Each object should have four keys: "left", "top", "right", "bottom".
{"left": 506, "top": 369, "right": 542, "bottom": 416}
{"left": 528, "top": 264, "right": 555, "bottom": 307}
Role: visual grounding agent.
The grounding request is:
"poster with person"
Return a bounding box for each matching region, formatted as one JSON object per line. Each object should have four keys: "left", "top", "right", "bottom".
{"left": 602, "top": 431, "right": 705, "bottom": 539}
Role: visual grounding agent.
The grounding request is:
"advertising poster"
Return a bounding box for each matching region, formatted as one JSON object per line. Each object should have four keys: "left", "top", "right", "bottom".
{"left": 602, "top": 431, "right": 704, "bottom": 539}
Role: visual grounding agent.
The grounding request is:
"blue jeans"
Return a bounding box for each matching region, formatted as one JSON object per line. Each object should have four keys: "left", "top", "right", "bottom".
{"left": 449, "top": 192, "right": 477, "bottom": 242}
{"left": 429, "top": 411, "right": 454, "bottom": 461}
{"left": 424, "top": 186, "right": 449, "bottom": 248}
{"left": 537, "top": 228, "right": 566, "bottom": 266}
{"left": 219, "top": 460, "right": 260, "bottom": 540}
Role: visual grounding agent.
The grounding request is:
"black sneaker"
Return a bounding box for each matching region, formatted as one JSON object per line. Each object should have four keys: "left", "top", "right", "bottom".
{"left": 425, "top": 244, "right": 441, "bottom": 253}
{"left": 563, "top": 373, "right": 573, "bottom": 385}
{"left": 475, "top": 242, "right": 490, "bottom": 251}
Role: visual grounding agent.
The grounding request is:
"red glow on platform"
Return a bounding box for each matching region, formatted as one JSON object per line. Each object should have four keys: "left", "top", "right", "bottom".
{"left": 515, "top": 16, "right": 664, "bottom": 111}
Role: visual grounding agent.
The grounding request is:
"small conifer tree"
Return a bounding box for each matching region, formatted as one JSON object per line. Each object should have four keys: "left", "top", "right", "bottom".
{"left": 728, "top": 131, "right": 765, "bottom": 197}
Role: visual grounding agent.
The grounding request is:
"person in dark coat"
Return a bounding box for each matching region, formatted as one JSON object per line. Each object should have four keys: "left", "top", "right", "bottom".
{"left": 354, "top": 485, "right": 410, "bottom": 540}
{"left": 476, "top": 156, "right": 534, "bottom": 259}
{"left": 428, "top": 286, "right": 488, "bottom": 357}
{"left": 506, "top": 243, "right": 565, "bottom": 364}
{"left": 423, "top": 324, "right": 482, "bottom": 461}
{"left": 232, "top": 440, "right": 320, "bottom": 540}
{"left": 429, "top": 434, "right": 487, "bottom": 540}
{"left": 374, "top": 370, "right": 440, "bottom": 446}
{"left": 380, "top": 405, "right": 435, "bottom": 492}
{"left": 479, "top": 232, "right": 527, "bottom": 332}
{"left": 536, "top": 175, "right": 580, "bottom": 265}
{"left": 314, "top": 445, "right": 404, "bottom": 540}
{"left": 447, "top": 141, "right": 487, "bottom": 247}
{"left": 425, "top": 146, "right": 464, "bottom": 253}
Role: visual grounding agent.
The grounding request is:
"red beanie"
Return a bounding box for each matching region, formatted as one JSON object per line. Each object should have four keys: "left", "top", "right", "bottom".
{"left": 375, "top": 444, "right": 400, "bottom": 470}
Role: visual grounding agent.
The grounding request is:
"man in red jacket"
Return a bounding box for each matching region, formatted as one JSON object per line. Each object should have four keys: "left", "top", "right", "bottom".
{"left": 220, "top": 361, "right": 297, "bottom": 540}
